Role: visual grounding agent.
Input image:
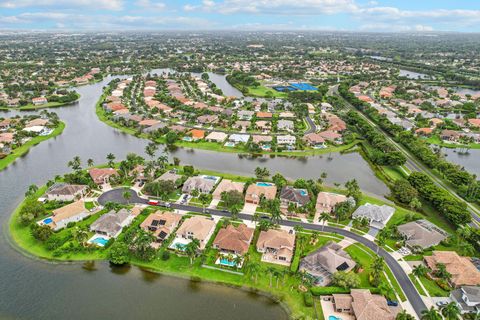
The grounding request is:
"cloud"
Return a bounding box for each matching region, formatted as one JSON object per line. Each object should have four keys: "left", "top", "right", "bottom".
{"left": 0, "top": 0, "right": 124, "bottom": 10}
{"left": 135, "top": 0, "right": 166, "bottom": 10}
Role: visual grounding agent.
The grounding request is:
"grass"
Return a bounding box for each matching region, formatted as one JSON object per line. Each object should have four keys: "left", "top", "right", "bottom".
{"left": 408, "top": 274, "right": 428, "bottom": 296}
{"left": 417, "top": 275, "right": 450, "bottom": 297}
{"left": 344, "top": 243, "right": 407, "bottom": 302}
{"left": 0, "top": 121, "right": 65, "bottom": 172}
{"left": 425, "top": 135, "right": 480, "bottom": 150}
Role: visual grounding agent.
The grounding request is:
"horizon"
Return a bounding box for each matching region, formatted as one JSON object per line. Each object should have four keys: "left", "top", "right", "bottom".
{"left": 0, "top": 0, "right": 479, "bottom": 32}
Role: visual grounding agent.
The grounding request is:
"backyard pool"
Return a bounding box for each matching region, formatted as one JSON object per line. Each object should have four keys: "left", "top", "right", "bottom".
{"left": 261, "top": 144, "right": 271, "bottom": 150}
{"left": 256, "top": 182, "right": 274, "bottom": 187}
{"left": 218, "top": 258, "right": 237, "bottom": 267}
{"left": 329, "top": 316, "right": 342, "bottom": 320}
{"left": 169, "top": 238, "right": 189, "bottom": 251}
{"left": 88, "top": 236, "right": 110, "bottom": 247}
{"left": 43, "top": 217, "right": 53, "bottom": 224}
{"left": 224, "top": 142, "right": 235, "bottom": 147}
{"left": 182, "top": 137, "right": 193, "bottom": 142}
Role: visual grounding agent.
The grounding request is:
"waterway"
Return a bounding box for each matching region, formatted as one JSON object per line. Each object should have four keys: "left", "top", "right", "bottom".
{"left": 442, "top": 148, "right": 480, "bottom": 176}
{"left": 0, "top": 74, "right": 388, "bottom": 319}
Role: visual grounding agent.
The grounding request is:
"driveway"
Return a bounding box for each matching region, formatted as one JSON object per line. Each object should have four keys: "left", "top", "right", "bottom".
{"left": 242, "top": 203, "right": 257, "bottom": 215}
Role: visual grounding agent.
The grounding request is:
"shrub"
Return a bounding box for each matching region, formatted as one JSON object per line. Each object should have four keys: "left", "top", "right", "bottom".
{"left": 161, "top": 250, "right": 171, "bottom": 261}
{"left": 303, "top": 292, "right": 313, "bottom": 307}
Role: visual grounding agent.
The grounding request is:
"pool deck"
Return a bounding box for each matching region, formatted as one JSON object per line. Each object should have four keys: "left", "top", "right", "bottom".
{"left": 320, "top": 298, "right": 355, "bottom": 320}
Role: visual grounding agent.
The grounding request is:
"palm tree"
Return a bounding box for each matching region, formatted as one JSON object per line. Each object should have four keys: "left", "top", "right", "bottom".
{"left": 396, "top": 310, "right": 415, "bottom": 320}
{"left": 185, "top": 239, "right": 200, "bottom": 265}
{"left": 73, "top": 227, "right": 89, "bottom": 246}
{"left": 198, "top": 193, "right": 211, "bottom": 213}
{"left": 247, "top": 262, "right": 260, "bottom": 283}
{"left": 106, "top": 153, "right": 115, "bottom": 167}
{"left": 376, "top": 234, "right": 386, "bottom": 254}
{"left": 252, "top": 211, "right": 260, "bottom": 227}
{"left": 270, "top": 205, "right": 282, "bottom": 224}
{"left": 233, "top": 255, "right": 243, "bottom": 270}
{"left": 122, "top": 190, "right": 132, "bottom": 204}
{"left": 267, "top": 266, "right": 276, "bottom": 287}
{"left": 434, "top": 263, "right": 452, "bottom": 283}
{"left": 320, "top": 212, "right": 330, "bottom": 231}
{"left": 87, "top": 158, "right": 94, "bottom": 167}
{"left": 421, "top": 307, "right": 442, "bottom": 320}
{"left": 370, "top": 256, "right": 384, "bottom": 286}
{"left": 441, "top": 302, "right": 460, "bottom": 320}
{"left": 412, "top": 264, "right": 430, "bottom": 278}
{"left": 230, "top": 205, "right": 240, "bottom": 220}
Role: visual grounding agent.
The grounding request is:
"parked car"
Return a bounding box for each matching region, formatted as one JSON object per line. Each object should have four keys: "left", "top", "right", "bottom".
{"left": 148, "top": 199, "right": 159, "bottom": 206}
{"left": 436, "top": 301, "right": 448, "bottom": 307}
{"left": 387, "top": 300, "right": 398, "bottom": 307}
{"left": 164, "top": 202, "right": 171, "bottom": 208}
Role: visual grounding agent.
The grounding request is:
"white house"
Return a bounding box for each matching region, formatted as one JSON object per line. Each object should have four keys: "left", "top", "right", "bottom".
{"left": 41, "top": 200, "right": 91, "bottom": 231}
{"left": 352, "top": 203, "right": 395, "bottom": 230}
{"left": 277, "top": 135, "right": 296, "bottom": 145}
{"left": 229, "top": 134, "right": 250, "bottom": 144}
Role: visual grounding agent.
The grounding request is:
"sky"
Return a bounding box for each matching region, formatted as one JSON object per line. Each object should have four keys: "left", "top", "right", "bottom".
{"left": 0, "top": 0, "right": 479, "bottom": 32}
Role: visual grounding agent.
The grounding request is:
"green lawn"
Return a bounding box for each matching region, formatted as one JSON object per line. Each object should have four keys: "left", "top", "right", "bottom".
{"left": 0, "top": 121, "right": 65, "bottom": 172}
{"left": 425, "top": 135, "right": 480, "bottom": 150}
{"left": 417, "top": 275, "right": 450, "bottom": 297}
{"left": 0, "top": 94, "right": 80, "bottom": 111}
{"left": 408, "top": 274, "right": 428, "bottom": 296}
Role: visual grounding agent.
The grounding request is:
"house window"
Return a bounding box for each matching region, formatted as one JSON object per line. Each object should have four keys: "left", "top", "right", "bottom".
{"left": 279, "top": 256, "right": 286, "bottom": 261}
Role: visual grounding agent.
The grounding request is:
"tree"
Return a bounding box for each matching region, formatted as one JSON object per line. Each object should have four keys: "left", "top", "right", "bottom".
{"left": 131, "top": 229, "right": 156, "bottom": 261}
{"left": 392, "top": 179, "right": 418, "bottom": 204}
{"left": 122, "top": 189, "right": 132, "bottom": 204}
{"left": 87, "top": 158, "right": 94, "bottom": 167}
{"left": 109, "top": 242, "right": 130, "bottom": 265}
{"left": 409, "top": 197, "right": 422, "bottom": 211}
{"left": 25, "top": 184, "right": 39, "bottom": 197}
{"left": 421, "top": 307, "right": 442, "bottom": 320}
{"left": 145, "top": 142, "right": 158, "bottom": 159}
{"left": 165, "top": 131, "right": 178, "bottom": 145}
{"left": 230, "top": 205, "right": 240, "bottom": 220}
{"left": 190, "top": 188, "right": 199, "bottom": 198}
{"left": 345, "top": 179, "right": 361, "bottom": 202}
{"left": 272, "top": 173, "right": 287, "bottom": 188}
{"left": 258, "top": 219, "right": 273, "bottom": 231}
{"left": 333, "top": 201, "right": 353, "bottom": 222}
{"left": 185, "top": 238, "right": 200, "bottom": 265}
{"left": 30, "top": 224, "right": 53, "bottom": 241}
{"left": 198, "top": 193, "right": 212, "bottom": 213}
{"left": 67, "top": 156, "right": 82, "bottom": 171}
{"left": 370, "top": 256, "right": 384, "bottom": 286}
{"left": 434, "top": 263, "right": 452, "bottom": 282}
{"left": 144, "top": 180, "right": 175, "bottom": 200}
{"left": 441, "top": 302, "right": 460, "bottom": 320}
{"left": 331, "top": 271, "right": 360, "bottom": 289}
{"left": 72, "top": 227, "right": 89, "bottom": 246}
{"left": 320, "top": 212, "right": 330, "bottom": 231}
{"left": 106, "top": 153, "right": 116, "bottom": 167}
{"left": 221, "top": 190, "right": 244, "bottom": 208}
{"left": 412, "top": 264, "right": 430, "bottom": 278}
{"left": 183, "top": 165, "right": 195, "bottom": 176}
{"left": 396, "top": 310, "right": 415, "bottom": 320}
{"left": 254, "top": 167, "right": 270, "bottom": 180}
{"left": 246, "top": 261, "right": 260, "bottom": 283}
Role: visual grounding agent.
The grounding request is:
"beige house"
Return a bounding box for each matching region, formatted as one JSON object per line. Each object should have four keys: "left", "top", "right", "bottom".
{"left": 45, "top": 183, "right": 87, "bottom": 201}
{"left": 245, "top": 183, "right": 277, "bottom": 204}
{"left": 316, "top": 192, "right": 348, "bottom": 215}
{"left": 212, "top": 179, "right": 245, "bottom": 200}
{"left": 42, "top": 200, "right": 90, "bottom": 230}
{"left": 324, "top": 289, "right": 396, "bottom": 320}
{"left": 212, "top": 224, "right": 254, "bottom": 255}
{"left": 424, "top": 251, "right": 480, "bottom": 287}
{"left": 256, "top": 229, "right": 295, "bottom": 266}
{"left": 205, "top": 131, "right": 228, "bottom": 143}
{"left": 175, "top": 215, "right": 216, "bottom": 249}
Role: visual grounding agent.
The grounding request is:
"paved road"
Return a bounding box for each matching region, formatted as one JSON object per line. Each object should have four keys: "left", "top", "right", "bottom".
{"left": 304, "top": 116, "right": 317, "bottom": 134}
{"left": 99, "top": 188, "right": 427, "bottom": 318}
{"left": 330, "top": 85, "right": 480, "bottom": 227}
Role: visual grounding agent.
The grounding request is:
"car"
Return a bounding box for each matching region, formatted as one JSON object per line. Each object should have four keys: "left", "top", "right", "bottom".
{"left": 260, "top": 215, "right": 270, "bottom": 220}
{"left": 436, "top": 301, "right": 448, "bottom": 307}
{"left": 387, "top": 300, "right": 398, "bottom": 307}
{"left": 148, "top": 200, "right": 159, "bottom": 206}
{"left": 164, "top": 202, "right": 171, "bottom": 208}
{"left": 205, "top": 210, "right": 210, "bottom": 214}
{"left": 222, "top": 209, "right": 229, "bottom": 213}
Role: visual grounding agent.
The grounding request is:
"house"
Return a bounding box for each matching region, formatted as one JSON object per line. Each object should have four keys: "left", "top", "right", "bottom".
{"left": 237, "top": 110, "right": 254, "bottom": 120}
{"left": 197, "top": 115, "right": 219, "bottom": 125}
{"left": 450, "top": 286, "right": 480, "bottom": 315}
{"left": 277, "top": 135, "right": 296, "bottom": 146}
{"left": 26, "top": 118, "right": 49, "bottom": 127}
{"left": 280, "top": 186, "right": 310, "bottom": 208}
{"left": 130, "top": 165, "right": 147, "bottom": 183}
{"left": 182, "top": 176, "right": 217, "bottom": 194}
{"left": 0, "top": 132, "right": 14, "bottom": 144}
{"left": 326, "top": 289, "right": 396, "bottom": 320}
{"left": 441, "top": 129, "right": 462, "bottom": 142}
{"left": 245, "top": 183, "right": 277, "bottom": 204}
{"left": 205, "top": 131, "right": 228, "bottom": 143}
{"left": 415, "top": 128, "right": 433, "bottom": 136}
{"left": 397, "top": 219, "right": 448, "bottom": 249}
{"left": 88, "top": 168, "right": 118, "bottom": 185}
{"left": 229, "top": 134, "right": 250, "bottom": 144}
{"left": 256, "top": 228, "right": 295, "bottom": 266}
{"left": 140, "top": 211, "right": 182, "bottom": 244}
{"left": 315, "top": 192, "right": 348, "bottom": 215}
{"left": 252, "top": 135, "right": 272, "bottom": 145}
{"left": 424, "top": 251, "right": 480, "bottom": 287}
{"left": 299, "top": 242, "right": 355, "bottom": 286}
{"left": 234, "top": 120, "right": 251, "bottom": 130}
{"left": 255, "top": 120, "right": 270, "bottom": 131}
{"left": 44, "top": 183, "right": 87, "bottom": 201}
{"left": 90, "top": 208, "right": 135, "bottom": 238}
{"left": 138, "top": 119, "right": 160, "bottom": 127}
{"left": 212, "top": 179, "right": 245, "bottom": 200}
{"left": 352, "top": 203, "right": 395, "bottom": 230}
{"left": 256, "top": 112, "right": 272, "bottom": 119}
{"left": 304, "top": 133, "right": 326, "bottom": 147}
{"left": 46, "top": 200, "right": 90, "bottom": 230}
{"left": 188, "top": 129, "right": 205, "bottom": 141}
{"left": 318, "top": 130, "right": 343, "bottom": 143}
{"left": 212, "top": 224, "right": 254, "bottom": 255}
{"left": 175, "top": 215, "right": 216, "bottom": 250}
{"left": 156, "top": 170, "right": 182, "bottom": 184}
{"left": 277, "top": 119, "right": 294, "bottom": 131}
{"left": 32, "top": 97, "right": 48, "bottom": 105}
{"left": 468, "top": 118, "right": 480, "bottom": 128}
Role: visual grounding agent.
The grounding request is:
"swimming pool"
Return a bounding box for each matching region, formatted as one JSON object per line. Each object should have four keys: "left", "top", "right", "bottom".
{"left": 261, "top": 144, "right": 271, "bottom": 150}
{"left": 224, "top": 142, "right": 235, "bottom": 147}
{"left": 218, "top": 258, "right": 236, "bottom": 267}
{"left": 299, "top": 189, "right": 308, "bottom": 196}
{"left": 43, "top": 218, "right": 53, "bottom": 224}
{"left": 256, "top": 182, "right": 273, "bottom": 187}
{"left": 328, "top": 316, "right": 342, "bottom": 320}
{"left": 182, "top": 136, "right": 193, "bottom": 142}
{"left": 90, "top": 237, "right": 109, "bottom": 247}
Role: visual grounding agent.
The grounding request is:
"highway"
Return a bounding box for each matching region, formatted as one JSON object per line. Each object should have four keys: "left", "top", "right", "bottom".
{"left": 99, "top": 188, "right": 427, "bottom": 318}
{"left": 330, "top": 85, "right": 480, "bottom": 227}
